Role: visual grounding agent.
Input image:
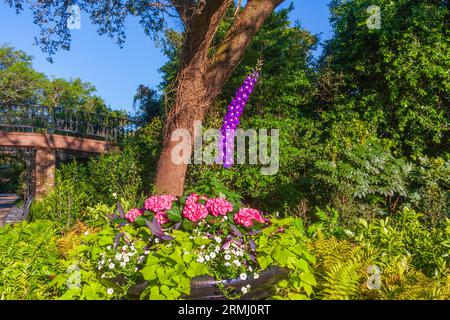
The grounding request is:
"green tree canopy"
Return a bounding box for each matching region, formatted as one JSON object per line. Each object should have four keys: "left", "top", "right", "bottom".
{"left": 317, "top": 0, "right": 449, "bottom": 158}
{"left": 0, "top": 45, "right": 113, "bottom": 114}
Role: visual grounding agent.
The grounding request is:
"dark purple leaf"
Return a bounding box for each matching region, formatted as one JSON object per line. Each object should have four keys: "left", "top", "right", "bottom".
{"left": 117, "top": 203, "right": 125, "bottom": 218}
{"left": 146, "top": 218, "right": 173, "bottom": 241}
{"left": 146, "top": 219, "right": 163, "bottom": 237}
{"left": 160, "top": 234, "right": 174, "bottom": 241}
{"left": 249, "top": 239, "right": 256, "bottom": 252}
{"left": 174, "top": 221, "right": 182, "bottom": 230}
{"left": 114, "top": 233, "right": 124, "bottom": 250}
{"left": 234, "top": 239, "right": 243, "bottom": 246}
{"left": 221, "top": 238, "right": 233, "bottom": 250}
{"left": 247, "top": 252, "right": 257, "bottom": 263}
{"left": 248, "top": 230, "right": 262, "bottom": 236}
{"left": 229, "top": 224, "right": 243, "bottom": 239}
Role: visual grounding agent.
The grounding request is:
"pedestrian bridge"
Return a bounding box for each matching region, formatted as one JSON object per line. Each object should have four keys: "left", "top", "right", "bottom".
{"left": 0, "top": 105, "right": 134, "bottom": 199}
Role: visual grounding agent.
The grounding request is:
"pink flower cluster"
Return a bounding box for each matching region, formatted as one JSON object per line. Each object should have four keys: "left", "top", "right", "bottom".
{"left": 125, "top": 208, "right": 144, "bottom": 223}
{"left": 144, "top": 195, "right": 177, "bottom": 213}
{"left": 143, "top": 195, "right": 177, "bottom": 225}
{"left": 205, "top": 198, "right": 234, "bottom": 217}
{"left": 154, "top": 212, "right": 170, "bottom": 225}
{"left": 125, "top": 193, "right": 268, "bottom": 228}
{"left": 233, "top": 208, "right": 266, "bottom": 227}
{"left": 182, "top": 193, "right": 209, "bottom": 222}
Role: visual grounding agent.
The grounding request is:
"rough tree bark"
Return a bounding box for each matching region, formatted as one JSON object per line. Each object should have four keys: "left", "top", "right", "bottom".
{"left": 155, "top": 0, "right": 284, "bottom": 195}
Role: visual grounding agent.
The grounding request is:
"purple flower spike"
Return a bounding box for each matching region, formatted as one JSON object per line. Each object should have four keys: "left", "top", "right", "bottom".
{"left": 218, "top": 66, "right": 261, "bottom": 168}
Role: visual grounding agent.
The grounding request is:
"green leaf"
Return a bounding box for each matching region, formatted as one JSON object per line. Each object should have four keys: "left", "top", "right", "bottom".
{"left": 150, "top": 286, "right": 161, "bottom": 300}
{"left": 134, "top": 216, "right": 147, "bottom": 226}
{"left": 141, "top": 265, "right": 157, "bottom": 281}
{"left": 301, "top": 272, "right": 316, "bottom": 286}
{"left": 167, "top": 206, "right": 182, "bottom": 222}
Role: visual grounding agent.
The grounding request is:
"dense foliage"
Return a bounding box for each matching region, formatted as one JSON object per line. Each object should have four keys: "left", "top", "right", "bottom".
{"left": 0, "top": 0, "right": 448, "bottom": 301}
{"left": 0, "top": 221, "right": 63, "bottom": 299}
{"left": 30, "top": 146, "right": 143, "bottom": 229}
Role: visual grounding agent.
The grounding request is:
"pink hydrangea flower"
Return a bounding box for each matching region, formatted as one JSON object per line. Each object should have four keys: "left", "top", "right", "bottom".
{"left": 233, "top": 208, "right": 266, "bottom": 228}
{"left": 205, "top": 198, "right": 233, "bottom": 217}
{"left": 125, "top": 208, "right": 144, "bottom": 223}
{"left": 185, "top": 193, "right": 199, "bottom": 205}
{"left": 183, "top": 193, "right": 209, "bottom": 222}
{"left": 154, "top": 211, "right": 170, "bottom": 225}
{"left": 144, "top": 195, "right": 177, "bottom": 213}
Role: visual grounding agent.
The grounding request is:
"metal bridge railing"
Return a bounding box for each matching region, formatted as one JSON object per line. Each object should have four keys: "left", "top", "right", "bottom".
{"left": 0, "top": 105, "right": 136, "bottom": 142}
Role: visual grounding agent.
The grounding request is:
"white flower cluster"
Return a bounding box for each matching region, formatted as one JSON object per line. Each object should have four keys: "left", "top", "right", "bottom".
{"left": 241, "top": 284, "right": 251, "bottom": 294}
{"left": 197, "top": 245, "right": 220, "bottom": 263}
{"left": 97, "top": 242, "right": 147, "bottom": 278}
{"left": 223, "top": 242, "right": 245, "bottom": 267}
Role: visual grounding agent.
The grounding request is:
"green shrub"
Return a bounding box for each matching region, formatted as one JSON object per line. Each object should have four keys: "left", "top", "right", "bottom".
{"left": 309, "top": 207, "right": 450, "bottom": 300}
{"left": 30, "top": 146, "right": 143, "bottom": 229}
{"left": 0, "top": 221, "right": 63, "bottom": 299}
{"left": 352, "top": 208, "right": 449, "bottom": 278}
{"left": 315, "top": 135, "right": 413, "bottom": 219}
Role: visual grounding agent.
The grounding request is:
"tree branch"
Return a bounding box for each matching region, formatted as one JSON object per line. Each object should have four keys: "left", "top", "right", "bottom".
{"left": 169, "top": 0, "right": 194, "bottom": 24}
{"left": 208, "top": 0, "right": 285, "bottom": 87}
{"left": 181, "top": 0, "right": 233, "bottom": 64}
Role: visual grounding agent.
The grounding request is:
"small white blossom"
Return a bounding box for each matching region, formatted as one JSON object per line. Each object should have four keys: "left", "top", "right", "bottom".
{"left": 246, "top": 284, "right": 251, "bottom": 289}
{"left": 253, "top": 273, "right": 259, "bottom": 279}
{"left": 239, "top": 273, "right": 247, "bottom": 281}
{"left": 120, "top": 262, "right": 126, "bottom": 267}
{"left": 84, "top": 231, "right": 89, "bottom": 236}
{"left": 112, "top": 192, "right": 118, "bottom": 199}
{"left": 248, "top": 266, "right": 253, "bottom": 272}
{"left": 223, "top": 216, "right": 228, "bottom": 221}
{"left": 107, "top": 288, "right": 114, "bottom": 295}
{"left": 241, "top": 287, "right": 248, "bottom": 294}
{"left": 109, "top": 263, "right": 115, "bottom": 269}
{"left": 200, "top": 245, "right": 205, "bottom": 249}
{"left": 122, "top": 245, "right": 128, "bottom": 251}
{"left": 107, "top": 246, "right": 112, "bottom": 250}
{"left": 214, "top": 246, "right": 220, "bottom": 253}
{"left": 123, "top": 256, "right": 130, "bottom": 263}
{"left": 224, "top": 254, "right": 231, "bottom": 261}
{"left": 115, "top": 253, "right": 122, "bottom": 261}
{"left": 224, "top": 262, "right": 231, "bottom": 267}
{"left": 144, "top": 250, "right": 150, "bottom": 255}
{"left": 233, "top": 260, "right": 241, "bottom": 267}
{"left": 209, "top": 252, "right": 216, "bottom": 259}
{"left": 205, "top": 255, "right": 211, "bottom": 261}
{"left": 101, "top": 274, "right": 106, "bottom": 279}
{"left": 197, "top": 256, "right": 205, "bottom": 263}
{"left": 214, "top": 236, "right": 222, "bottom": 244}
{"left": 154, "top": 238, "right": 160, "bottom": 244}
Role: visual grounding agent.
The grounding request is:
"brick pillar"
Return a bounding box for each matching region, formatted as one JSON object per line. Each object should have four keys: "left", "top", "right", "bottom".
{"left": 35, "top": 147, "right": 56, "bottom": 200}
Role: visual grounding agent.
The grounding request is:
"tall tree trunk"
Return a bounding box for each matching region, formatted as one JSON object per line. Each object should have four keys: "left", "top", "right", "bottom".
{"left": 155, "top": 62, "right": 211, "bottom": 195}
{"left": 155, "top": 0, "right": 284, "bottom": 196}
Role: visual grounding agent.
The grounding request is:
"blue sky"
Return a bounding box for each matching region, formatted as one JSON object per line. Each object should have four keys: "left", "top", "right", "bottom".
{"left": 0, "top": 1, "right": 332, "bottom": 112}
